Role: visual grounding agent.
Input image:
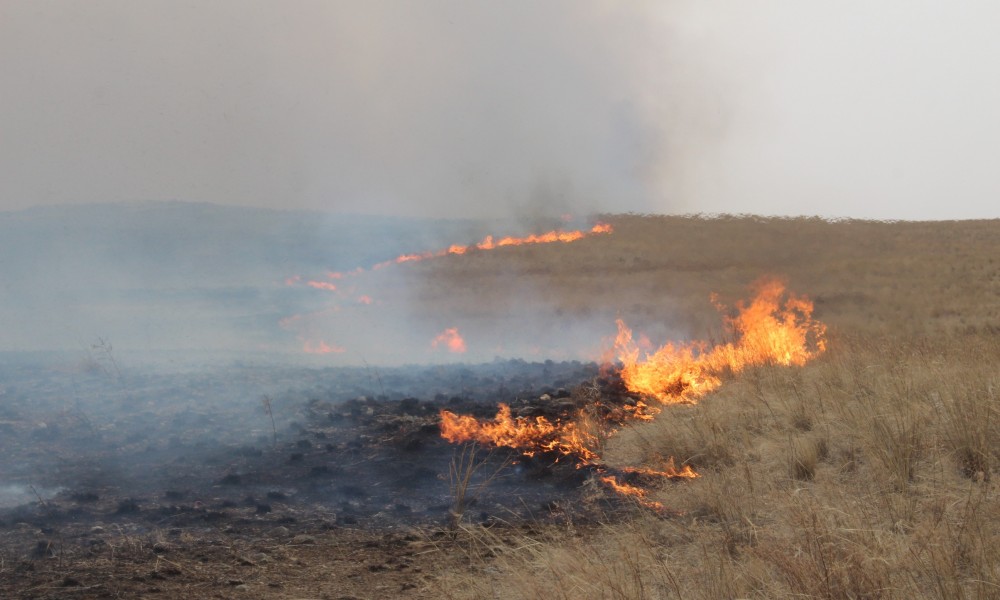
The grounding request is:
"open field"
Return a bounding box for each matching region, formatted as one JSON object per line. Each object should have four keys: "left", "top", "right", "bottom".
{"left": 2, "top": 213, "right": 999, "bottom": 598}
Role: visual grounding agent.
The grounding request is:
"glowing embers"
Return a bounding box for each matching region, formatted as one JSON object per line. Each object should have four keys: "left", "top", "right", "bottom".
{"left": 615, "top": 278, "right": 826, "bottom": 408}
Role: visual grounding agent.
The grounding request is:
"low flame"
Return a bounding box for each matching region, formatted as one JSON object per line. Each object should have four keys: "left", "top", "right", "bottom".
{"left": 287, "top": 224, "right": 610, "bottom": 286}
{"left": 599, "top": 477, "right": 665, "bottom": 511}
{"left": 621, "top": 461, "right": 700, "bottom": 480}
{"left": 282, "top": 223, "right": 612, "bottom": 356}
{"left": 374, "top": 223, "right": 612, "bottom": 269}
{"left": 432, "top": 327, "right": 467, "bottom": 353}
{"left": 440, "top": 404, "right": 599, "bottom": 462}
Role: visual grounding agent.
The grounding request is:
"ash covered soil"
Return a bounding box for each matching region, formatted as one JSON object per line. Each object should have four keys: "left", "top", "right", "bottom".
{"left": 0, "top": 357, "right": 644, "bottom": 598}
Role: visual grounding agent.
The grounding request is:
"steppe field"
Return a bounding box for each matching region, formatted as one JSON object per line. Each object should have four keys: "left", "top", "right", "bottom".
{"left": 3, "top": 213, "right": 999, "bottom": 599}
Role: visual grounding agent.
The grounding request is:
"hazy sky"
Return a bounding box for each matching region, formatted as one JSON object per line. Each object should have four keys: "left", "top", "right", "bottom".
{"left": 2, "top": 1, "right": 999, "bottom": 220}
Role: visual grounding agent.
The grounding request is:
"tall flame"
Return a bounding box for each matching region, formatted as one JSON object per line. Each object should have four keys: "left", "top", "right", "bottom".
{"left": 615, "top": 278, "right": 826, "bottom": 408}
{"left": 439, "top": 278, "right": 825, "bottom": 509}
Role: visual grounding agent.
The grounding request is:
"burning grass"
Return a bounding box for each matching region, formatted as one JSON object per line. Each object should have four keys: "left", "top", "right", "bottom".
{"left": 438, "top": 279, "right": 824, "bottom": 509}
{"left": 4, "top": 214, "right": 1000, "bottom": 598}
{"left": 419, "top": 215, "right": 1000, "bottom": 599}
{"left": 288, "top": 214, "right": 1000, "bottom": 597}
{"left": 434, "top": 334, "right": 1000, "bottom": 599}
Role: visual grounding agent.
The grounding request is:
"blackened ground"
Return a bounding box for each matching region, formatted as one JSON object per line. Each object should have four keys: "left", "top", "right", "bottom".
{"left": 0, "top": 357, "right": 655, "bottom": 598}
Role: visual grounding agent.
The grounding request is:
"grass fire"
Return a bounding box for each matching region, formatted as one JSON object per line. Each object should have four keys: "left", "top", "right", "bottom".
{"left": 439, "top": 278, "right": 826, "bottom": 508}
{"left": 2, "top": 210, "right": 999, "bottom": 599}
{"left": 5, "top": 0, "right": 1000, "bottom": 595}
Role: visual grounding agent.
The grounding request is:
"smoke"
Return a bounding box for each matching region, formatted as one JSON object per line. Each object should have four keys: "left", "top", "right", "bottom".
{"left": 4, "top": 1, "right": 1000, "bottom": 360}
{"left": 648, "top": 1, "right": 1000, "bottom": 220}
{"left": 0, "top": 484, "right": 60, "bottom": 509}
{"left": 0, "top": 1, "right": 714, "bottom": 219}
{"left": 3, "top": 2, "right": 1000, "bottom": 219}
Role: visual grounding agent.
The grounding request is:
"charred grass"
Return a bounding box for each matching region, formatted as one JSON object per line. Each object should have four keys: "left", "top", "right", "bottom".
{"left": 422, "top": 215, "right": 1000, "bottom": 599}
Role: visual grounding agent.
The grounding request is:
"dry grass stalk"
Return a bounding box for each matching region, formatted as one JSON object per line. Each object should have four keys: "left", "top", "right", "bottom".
{"left": 448, "top": 443, "right": 509, "bottom": 528}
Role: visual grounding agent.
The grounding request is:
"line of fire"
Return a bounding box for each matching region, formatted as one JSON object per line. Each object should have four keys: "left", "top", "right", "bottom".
{"left": 287, "top": 223, "right": 827, "bottom": 511}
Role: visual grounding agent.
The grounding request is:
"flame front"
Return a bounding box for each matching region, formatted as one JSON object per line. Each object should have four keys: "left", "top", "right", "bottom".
{"left": 374, "top": 223, "right": 611, "bottom": 269}
{"left": 616, "top": 278, "right": 826, "bottom": 408}
{"left": 439, "top": 278, "right": 826, "bottom": 509}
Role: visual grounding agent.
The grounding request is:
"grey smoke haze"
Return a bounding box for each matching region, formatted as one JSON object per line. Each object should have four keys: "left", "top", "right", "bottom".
{"left": 3, "top": 1, "right": 998, "bottom": 220}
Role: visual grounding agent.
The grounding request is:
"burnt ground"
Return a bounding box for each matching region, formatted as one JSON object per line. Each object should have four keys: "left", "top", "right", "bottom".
{"left": 0, "top": 357, "right": 647, "bottom": 598}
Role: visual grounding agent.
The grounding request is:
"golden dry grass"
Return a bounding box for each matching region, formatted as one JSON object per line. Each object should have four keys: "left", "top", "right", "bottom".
{"left": 415, "top": 215, "right": 1000, "bottom": 599}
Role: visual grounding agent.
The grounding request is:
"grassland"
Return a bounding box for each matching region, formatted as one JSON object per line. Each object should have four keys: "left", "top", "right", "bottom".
{"left": 418, "top": 214, "right": 1000, "bottom": 599}
{"left": 2, "top": 213, "right": 998, "bottom": 599}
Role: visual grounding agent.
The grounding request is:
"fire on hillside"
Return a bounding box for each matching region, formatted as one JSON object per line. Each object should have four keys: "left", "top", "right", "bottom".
{"left": 282, "top": 221, "right": 614, "bottom": 357}
{"left": 289, "top": 222, "right": 613, "bottom": 293}
{"left": 372, "top": 222, "right": 614, "bottom": 270}
{"left": 282, "top": 222, "right": 826, "bottom": 510}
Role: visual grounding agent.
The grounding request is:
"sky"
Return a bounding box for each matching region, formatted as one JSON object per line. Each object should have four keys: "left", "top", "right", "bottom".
{"left": 2, "top": 1, "right": 999, "bottom": 220}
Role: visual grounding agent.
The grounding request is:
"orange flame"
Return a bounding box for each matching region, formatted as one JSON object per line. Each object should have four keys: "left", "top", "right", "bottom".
{"left": 373, "top": 223, "right": 612, "bottom": 269}
{"left": 283, "top": 223, "right": 613, "bottom": 355}
{"left": 621, "top": 461, "right": 700, "bottom": 480}
{"left": 599, "top": 462, "right": 699, "bottom": 510}
{"left": 440, "top": 404, "right": 600, "bottom": 461}
{"left": 438, "top": 279, "right": 825, "bottom": 509}
{"left": 431, "top": 327, "right": 467, "bottom": 353}
{"left": 616, "top": 278, "right": 826, "bottom": 407}
{"left": 599, "top": 477, "right": 666, "bottom": 511}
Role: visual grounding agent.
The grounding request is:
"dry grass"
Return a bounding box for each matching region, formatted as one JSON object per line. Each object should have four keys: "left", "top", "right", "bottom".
{"left": 419, "top": 215, "right": 1000, "bottom": 599}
